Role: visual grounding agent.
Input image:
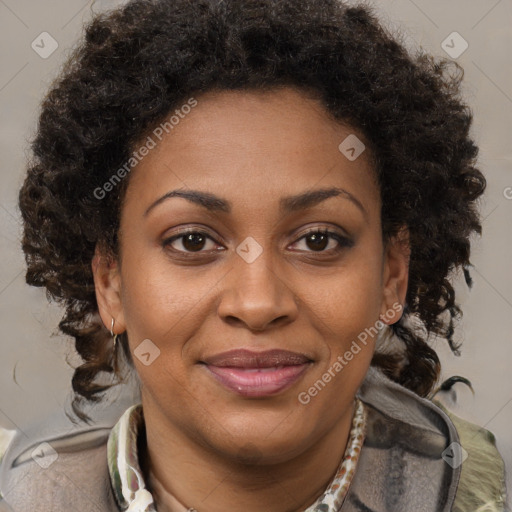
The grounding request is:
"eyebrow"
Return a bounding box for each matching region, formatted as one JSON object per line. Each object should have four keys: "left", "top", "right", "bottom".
{"left": 144, "top": 187, "right": 368, "bottom": 220}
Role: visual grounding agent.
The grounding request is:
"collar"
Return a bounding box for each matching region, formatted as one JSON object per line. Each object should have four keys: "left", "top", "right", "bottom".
{"left": 342, "top": 366, "right": 462, "bottom": 512}
{"left": 107, "top": 399, "right": 367, "bottom": 512}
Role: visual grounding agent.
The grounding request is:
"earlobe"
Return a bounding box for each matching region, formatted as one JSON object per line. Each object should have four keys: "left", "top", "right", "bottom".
{"left": 380, "top": 227, "right": 410, "bottom": 325}
{"left": 91, "top": 245, "right": 126, "bottom": 334}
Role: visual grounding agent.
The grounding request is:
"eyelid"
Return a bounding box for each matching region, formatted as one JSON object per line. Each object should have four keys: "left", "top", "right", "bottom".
{"left": 294, "top": 225, "right": 350, "bottom": 240}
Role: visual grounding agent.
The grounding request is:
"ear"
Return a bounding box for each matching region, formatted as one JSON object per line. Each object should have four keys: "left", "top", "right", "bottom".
{"left": 91, "top": 244, "right": 126, "bottom": 334}
{"left": 379, "top": 226, "right": 410, "bottom": 325}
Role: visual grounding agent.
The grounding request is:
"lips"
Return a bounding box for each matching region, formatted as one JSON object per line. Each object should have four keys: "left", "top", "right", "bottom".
{"left": 200, "top": 349, "right": 312, "bottom": 397}
{"left": 203, "top": 349, "right": 311, "bottom": 368}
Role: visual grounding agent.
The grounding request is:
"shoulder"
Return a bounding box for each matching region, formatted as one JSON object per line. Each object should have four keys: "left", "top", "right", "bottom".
{"left": 349, "top": 367, "right": 508, "bottom": 512}
{"left": 0, "top": 428, "right": 118, "bottom": 512}
{"left": 350, "top": 367, "right": 462, "bottom": 511}
{"left": 435, "top": 401, "right": 508, "bottom": 512}
{"left": 0, "top": 386, "right": 140, "bottom": 511}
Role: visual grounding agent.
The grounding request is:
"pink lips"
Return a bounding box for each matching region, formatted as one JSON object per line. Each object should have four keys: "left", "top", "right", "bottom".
{"left": 201, "top": 349, "right": 312, "bottom": 397}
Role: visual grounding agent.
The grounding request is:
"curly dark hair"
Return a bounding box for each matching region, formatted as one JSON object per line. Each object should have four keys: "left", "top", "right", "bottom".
{"left": 18, "top": 0, "right": 485, "bottom": 421}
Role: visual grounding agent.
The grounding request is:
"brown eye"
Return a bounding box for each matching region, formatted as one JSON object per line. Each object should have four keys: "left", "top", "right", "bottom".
{"left": 182, "top": 233, "right": 207, "bottom": 252}
{"left": 163, "top": 230, "right": 219, "bottom": 253}
{"left": 305, "top": 232, "right": 330, "bottom": 251}
{"left": 291, "top": 229, "right": 354, "bottom": 254}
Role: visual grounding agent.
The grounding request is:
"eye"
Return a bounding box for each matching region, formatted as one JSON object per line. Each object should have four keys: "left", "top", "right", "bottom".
{"left": 163, "top": 230, "right": 221, "bottom": 253}
{"left": 290, "top": 228, "right": 353, "bottom": 253}
{"left": 163, "top": 227, "right": 353, "bottom": 256}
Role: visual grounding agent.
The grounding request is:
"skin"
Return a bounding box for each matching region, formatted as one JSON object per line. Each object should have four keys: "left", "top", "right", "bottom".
{"left": 93, "top": 87, "right": 410, "bottom": 512}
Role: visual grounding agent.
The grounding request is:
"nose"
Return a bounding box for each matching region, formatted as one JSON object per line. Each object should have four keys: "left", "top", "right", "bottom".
{"left": 217, "top": 249, "right": 299, "bottom": 332}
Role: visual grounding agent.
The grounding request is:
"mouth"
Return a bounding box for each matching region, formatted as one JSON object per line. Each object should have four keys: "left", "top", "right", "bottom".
{"left": 199, "top": 349, "right": 313, "bottom": 398}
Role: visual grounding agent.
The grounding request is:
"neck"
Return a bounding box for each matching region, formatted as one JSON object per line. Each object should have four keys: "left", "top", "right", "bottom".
{"left": 141, "top": 400, "right": 356, "bottom": 512}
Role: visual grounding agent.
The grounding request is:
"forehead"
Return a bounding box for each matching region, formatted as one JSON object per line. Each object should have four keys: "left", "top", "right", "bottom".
{"left": 124, "top": 87, "right": 380, "bottom": 217}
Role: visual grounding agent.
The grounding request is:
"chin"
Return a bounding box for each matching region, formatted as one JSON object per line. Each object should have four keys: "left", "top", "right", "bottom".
{"left": 205, "top": 417, "right": 314, "bottom": 465}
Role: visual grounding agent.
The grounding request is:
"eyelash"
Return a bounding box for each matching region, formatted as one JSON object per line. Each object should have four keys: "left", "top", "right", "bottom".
{"left": 162, "top": 228, "right": 353, "bottom": 256}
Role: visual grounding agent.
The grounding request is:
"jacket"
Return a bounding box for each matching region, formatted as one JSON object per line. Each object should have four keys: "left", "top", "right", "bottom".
{"left": 0, "top": 366, "right": 507, "bottom": 511}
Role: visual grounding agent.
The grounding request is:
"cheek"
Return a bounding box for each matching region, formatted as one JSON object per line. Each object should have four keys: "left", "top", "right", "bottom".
{"left": 117, "top": 250, "right": 229, "bottom": 391}
{"left": 119, "top": 256, "right": 204, "bottom": 340}
{"left": 300, "top": 255, "right": 383, "bottom": 384}
{"left": 296, "top": 273, "right": 381, "bottom": 418}
{"left": 304, "top": 257, "right": 384, "bottom": 335}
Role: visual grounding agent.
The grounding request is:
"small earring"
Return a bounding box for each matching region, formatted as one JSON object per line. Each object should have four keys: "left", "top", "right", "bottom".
{"left": 110, "top": 318, "right": 118, "bottom": 350}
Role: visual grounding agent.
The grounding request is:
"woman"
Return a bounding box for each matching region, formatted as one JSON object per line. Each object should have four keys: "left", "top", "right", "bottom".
{"left": 0, "top": 0, "right": 507, "bottom": 510}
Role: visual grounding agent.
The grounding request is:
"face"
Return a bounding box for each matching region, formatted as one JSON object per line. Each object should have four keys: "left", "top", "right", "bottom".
{"left": 93, "top": 87, "right": 408, "bottom": 464}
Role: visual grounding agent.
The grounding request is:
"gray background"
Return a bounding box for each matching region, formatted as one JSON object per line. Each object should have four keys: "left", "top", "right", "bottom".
{"left": 0, "top": 0, "right": 511, "bottom": 496}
